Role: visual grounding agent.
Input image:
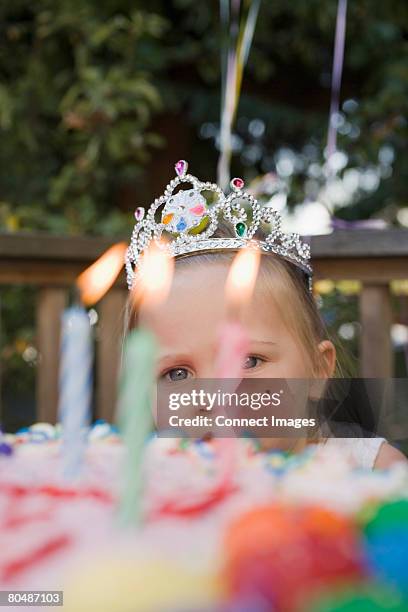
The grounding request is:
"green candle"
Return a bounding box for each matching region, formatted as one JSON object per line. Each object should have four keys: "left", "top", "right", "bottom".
{"left": 117, "top": 327, "right": 158, "bottom": 525}
{"left": 117, "top": 241, "right": 173, "bottom": 525}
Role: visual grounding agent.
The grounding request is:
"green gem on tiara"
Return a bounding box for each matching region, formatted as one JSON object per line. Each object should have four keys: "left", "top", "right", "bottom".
{"left": 235, "top": 222, "right": 247, "bottom": 237}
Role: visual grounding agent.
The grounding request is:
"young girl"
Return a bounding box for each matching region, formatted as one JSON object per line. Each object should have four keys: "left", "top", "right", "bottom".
{"left": 125, "top": 161, "right": 406, "bottom": 470}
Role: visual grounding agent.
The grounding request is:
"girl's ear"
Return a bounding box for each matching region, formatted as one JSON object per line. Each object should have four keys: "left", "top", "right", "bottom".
{"left": 308, "top": 341, "right": 336, "bottom": 400}
{"left": 317, "top": 340, "right": 336, "bottom": 378}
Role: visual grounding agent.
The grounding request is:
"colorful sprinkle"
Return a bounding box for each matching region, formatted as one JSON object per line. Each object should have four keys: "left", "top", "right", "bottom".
{"left": 0, "top": 442, "right": 13, "bottom": 456}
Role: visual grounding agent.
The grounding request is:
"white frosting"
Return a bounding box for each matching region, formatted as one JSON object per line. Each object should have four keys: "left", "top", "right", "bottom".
{"left": 0, "top": 434, "right": 407, "bottom": 595}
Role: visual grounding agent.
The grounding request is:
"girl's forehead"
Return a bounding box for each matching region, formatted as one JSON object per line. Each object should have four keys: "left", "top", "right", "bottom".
{"left": 139, "top": 263, "right": 228, "bottom": 343}
{"left": 138, "top": 261, "right": 287, "bottom": 344}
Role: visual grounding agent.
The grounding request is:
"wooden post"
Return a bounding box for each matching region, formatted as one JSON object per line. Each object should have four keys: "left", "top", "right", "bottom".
{"left": 36, "top": 288, "right": 66, "bottom": 423}
{"left": 96, "top": 288, "right": 128, "bottom": 422}
{"left": 0, "top": 294, "right": 2, "bottom": 421}
{"left": 359, "top": 283, "right": 393, "bottom": 377}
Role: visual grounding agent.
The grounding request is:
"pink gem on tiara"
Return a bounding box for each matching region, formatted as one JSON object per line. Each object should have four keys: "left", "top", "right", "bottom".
{"left": 175, "top": 160, "right": 188, "bottom": 177}
{"left": 134, "top": 207, "right": 145, "bottom": 221}
{"left": 231, "top": 177, "right": 244, "bottom": 191}
{"left": 190, "top": 204, "right": 205, "bottom": 215}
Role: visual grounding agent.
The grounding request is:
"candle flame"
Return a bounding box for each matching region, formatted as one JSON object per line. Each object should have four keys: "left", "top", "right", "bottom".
{"left": 132, "top": 241, "right": 174, "bottom": 309}
{"left": 225, "top": 247, "right": 261, "bottom": 314}
{"left": 77, "top": 242, "right": 127, "bottom": 306}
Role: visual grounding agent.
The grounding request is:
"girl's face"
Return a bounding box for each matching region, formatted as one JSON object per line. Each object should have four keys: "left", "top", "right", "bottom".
{"left": 138, "top": 261, "right": 335, "bottom": 383}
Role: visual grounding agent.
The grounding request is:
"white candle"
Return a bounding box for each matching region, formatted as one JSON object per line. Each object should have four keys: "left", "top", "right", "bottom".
{"left": 58, "top": 305, "right": 92, "bottom": 479}
{"left": 58, "top": 242, "right": 126, "bottom": 479}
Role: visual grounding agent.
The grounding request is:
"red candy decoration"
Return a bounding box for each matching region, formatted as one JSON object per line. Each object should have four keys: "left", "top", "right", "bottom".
{"left": 1, "top": 482, "right": 113, "bottom": 504}
{"left": 3, "top": 509, "right": 52, "bottom": 530}
{"left": 1, "top": 534, "right": 71, "bottom": 582}
{"left": 150, "top": 480, "right": 238, "bottom": 520}
{"left": 224, "top": 505, "right": 365, "bottom": 612}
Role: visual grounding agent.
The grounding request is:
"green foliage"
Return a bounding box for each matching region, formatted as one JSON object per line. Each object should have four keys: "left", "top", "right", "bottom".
{"left": 1, "top": 286, "right": 37, "bottom": 430}
{"left": 1, "top": 0, "right": 407, "bottom": 231}
{"left": 164, "top": 0, "right": 408, "bottom": 220}
{"left": 0, "top": 1, "right": 168, "bottom": 235}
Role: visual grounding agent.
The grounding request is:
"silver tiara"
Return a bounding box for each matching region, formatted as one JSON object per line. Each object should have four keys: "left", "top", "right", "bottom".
{"left": 125, "top": 160, "right": 312, "bottom": 290}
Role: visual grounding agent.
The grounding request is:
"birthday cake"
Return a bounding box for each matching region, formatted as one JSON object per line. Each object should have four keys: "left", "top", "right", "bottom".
{"left": 1, "top": 423, "right": 408, "bottom": 611}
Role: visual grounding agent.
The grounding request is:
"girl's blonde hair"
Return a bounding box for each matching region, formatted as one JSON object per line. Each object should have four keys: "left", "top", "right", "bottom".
{"left": 125, "top": 222, "right": 333, "bottom": 377}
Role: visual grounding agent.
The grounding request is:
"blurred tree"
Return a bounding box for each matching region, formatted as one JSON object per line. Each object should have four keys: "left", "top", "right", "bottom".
{"left": 0, "top": 0, "right": 168, "bottom": 235}
{"left": 1, "top": 0, "right": 407, "bottom": 233}
{"left": 156, "top": 0, "right": 408, "bottom": 222}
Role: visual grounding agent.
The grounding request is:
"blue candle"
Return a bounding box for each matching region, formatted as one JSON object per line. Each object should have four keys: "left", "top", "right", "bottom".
{"left": 58, "top": 305, "right": 93, "bottom": 479}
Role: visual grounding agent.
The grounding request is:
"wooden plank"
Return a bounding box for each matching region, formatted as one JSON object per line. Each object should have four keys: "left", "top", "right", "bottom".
{"left": 1, "top": 229, "right": 408, "bottom": 263}
{"left": 0, "top": 261, "right": 127, "bottom": 287}
{"left": 36, "top": 288, "right": 67, "bottom": 424}
{"left": 359, "top": 284, "right": 393, "bottom": 377}
{"left": 0, "top": 231, "right": 407, "bottom": 287}
{"left": 313, "top": 257, "right": 408, "bottom": 282}
{"left": 0, "top": 232, "right": 116, "bottom": 261}
{"left": 0, "top": 262, "right": 406, "bottom": 286}
{"left": 1, "top": 255, "right": 407, "bottom": 287}
{"left": 311, "top": 229, "right": 408, "bottom": 258}
{"left": 96, "top": 288, "right": 128, "bottom": 423}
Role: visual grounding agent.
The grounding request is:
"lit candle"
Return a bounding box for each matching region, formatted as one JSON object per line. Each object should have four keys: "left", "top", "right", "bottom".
{"left": 214, "top": 247, "right": 261, "bottom": 484}
{"left": 59, "top": 242, "right": 127, "bottom": 480}
{"left": 117, "top": 242, "right": 173, "bottom": 525}
{"left": 76, "top": 242, "right": 128, "bottom": 307}
{"left": 142, "top": 247, "right": 260, "bottom": 519}
{"left": 215, "top": 246, "right": 261, "bottom": 378}
{"left": 59, "top": 305, "right": 92, "bottom": 480}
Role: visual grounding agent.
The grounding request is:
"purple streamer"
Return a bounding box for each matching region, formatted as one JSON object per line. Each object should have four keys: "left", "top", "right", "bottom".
{"left": 331, "top": 217, "right": 387, "bottom": 230}
{"left": 327, "top": 0, "right": 348, "bottom": 160}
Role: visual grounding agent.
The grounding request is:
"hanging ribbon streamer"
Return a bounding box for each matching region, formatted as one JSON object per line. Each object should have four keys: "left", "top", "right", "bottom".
{"left": 331, "top": 218, "right": 387, "bottom": 230}
{"left": 327, "top": 1, "right": 384, "bottom": 230}
{"left": 326, "top": 0, "right": 348, "bottom": 161}
{"left": 217, "top": 0, "right": 261, "bottom": 190}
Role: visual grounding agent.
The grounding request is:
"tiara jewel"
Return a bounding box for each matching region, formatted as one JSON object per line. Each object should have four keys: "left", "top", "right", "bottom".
{"left": 125, "top": 160, "right": 312, "bottom": 290}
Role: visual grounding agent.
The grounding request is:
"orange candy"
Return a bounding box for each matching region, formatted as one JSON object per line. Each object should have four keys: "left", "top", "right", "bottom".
{"left": 224, "top": 504, "right": 364, "bottom": 612}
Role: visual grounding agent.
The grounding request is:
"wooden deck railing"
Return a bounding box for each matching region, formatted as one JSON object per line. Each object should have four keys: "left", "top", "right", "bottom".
{"left": 1, "top": 229, "right": 408, "bottom": 424}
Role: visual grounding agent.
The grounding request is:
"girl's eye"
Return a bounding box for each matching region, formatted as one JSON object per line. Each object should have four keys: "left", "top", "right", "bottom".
{"left": 164, "top": 367, "right": 191, "bottom": 382}
{"left": 243, "top": 355, "right": 264, "bottom": 370}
